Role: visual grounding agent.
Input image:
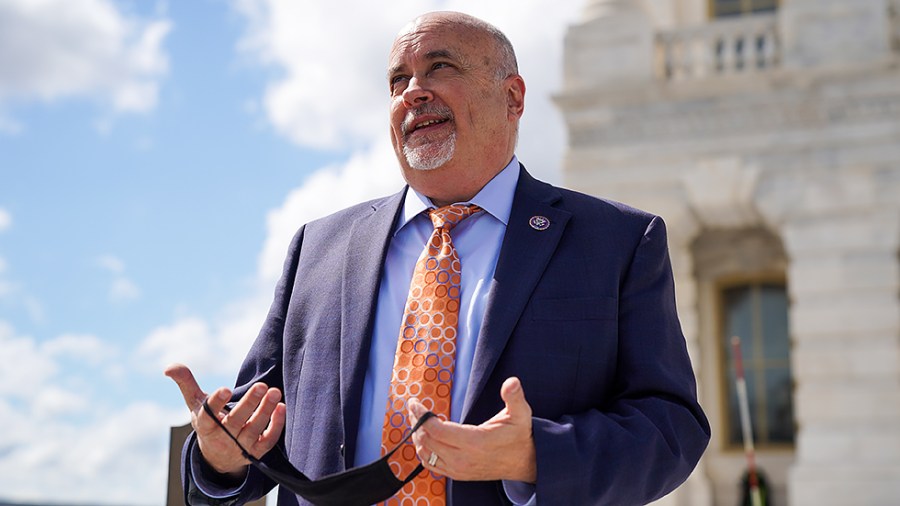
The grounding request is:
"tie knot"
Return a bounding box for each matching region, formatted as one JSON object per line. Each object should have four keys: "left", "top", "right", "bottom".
{"left": 429, "top": 204, "right": 482, "bottom": 231}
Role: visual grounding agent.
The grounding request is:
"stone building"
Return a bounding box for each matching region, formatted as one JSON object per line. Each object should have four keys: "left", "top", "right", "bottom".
{"left": 556, "top": 0, "right": 900, "bottom": 504}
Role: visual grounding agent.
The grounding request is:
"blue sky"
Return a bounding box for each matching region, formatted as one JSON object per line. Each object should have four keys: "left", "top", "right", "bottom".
{"left": 0, "top": 0, "right": 581, "bottom": 502}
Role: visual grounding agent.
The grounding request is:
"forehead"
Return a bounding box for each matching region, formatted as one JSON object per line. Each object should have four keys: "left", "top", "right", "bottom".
{"left": 388, "top": 21, "right": 486, "bottom": 69}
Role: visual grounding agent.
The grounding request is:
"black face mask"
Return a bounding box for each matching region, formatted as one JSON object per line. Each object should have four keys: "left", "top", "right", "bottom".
{"left": 202, "top": 400, "right": 435, "bottom": 506}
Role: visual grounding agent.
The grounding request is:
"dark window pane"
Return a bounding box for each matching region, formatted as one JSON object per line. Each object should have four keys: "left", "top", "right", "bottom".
{"left": 712, "top": 0, "right": 778, "bottom": 18}
{"left": 724, "top": 287, "right": 753, "bottom": 345}
{"left": 714, "top": 0, "right": 743, "bottom": 18}
{"left": 722, "top": 281, "right": 794, "bottom": 447}
{"left": 727, "top": 368, "right": 743, "bottom": 444}
{"left": 760, "top": 284, "right": 790, "bottom": 361}
{"left": 766, "top": 367, "right": 795, "bottom": 443}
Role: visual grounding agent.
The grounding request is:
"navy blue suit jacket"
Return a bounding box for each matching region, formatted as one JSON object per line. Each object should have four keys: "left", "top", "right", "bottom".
{"left": 183, "top": 166, "right": 710, "bottom": 505}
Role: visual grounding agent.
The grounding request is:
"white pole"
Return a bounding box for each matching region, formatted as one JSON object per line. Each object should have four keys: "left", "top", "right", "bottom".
{"left": 732, "top": 335, "right": 763, "bottom": 506}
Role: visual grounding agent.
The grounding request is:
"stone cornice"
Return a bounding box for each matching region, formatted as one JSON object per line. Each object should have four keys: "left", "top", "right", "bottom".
{"left": 561, "top": 70, "right": 900, "bottom": 148}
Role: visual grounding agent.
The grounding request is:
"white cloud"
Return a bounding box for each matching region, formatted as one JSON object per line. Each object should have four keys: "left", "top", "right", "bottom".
{"left": 0, "top": 322, "right": 182, "bottom": 504}
{"left": 23, "top": 295, "right": 46, "bottom": 325}
{"left": 0, "top": 265, "right": 42, "bottom": 324}
{"left": 259, "top": 137, "right": 404, "bottom": 282}
{"left": 97, "top": 254, "right": 141, "bottom": 302}
{"left": 0, "top": 324, "right": 58, "bottom": 399}
{"left": 32, "top": 385, "right": 89, "bottom": 418}
{"left": 0, "top": 212, "right": 12, "bottom": 301}
{"left": 0, "top": 207, "right": 11, "bottom": 232}
{"left": 0, "top": 397, "right": 183, "bottom": 504}
{"left": 110, "top": 276, "right": 141, "bottom": 302}
{"left": 97, "top": 254, "right": 126, "bottom": 274}
{"left": 233, "top": 0, "right": 404, "bottom": 149}
{"left": 0, "top": 253, "right": 11, "bottom": 299}
{"left": 45, "top": 333, "right": 118, "bottom": 365}
{"left": 0, "top": 0, "right": 171, "bottom": 116}
{"left": 137, "top": 281, "right": 277, "bottom": 379}
{"left": 139, "top": 316, "right": 215, "bottom": 372}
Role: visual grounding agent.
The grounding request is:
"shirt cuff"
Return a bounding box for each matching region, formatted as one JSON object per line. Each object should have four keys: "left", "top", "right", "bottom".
{"left": 189, "top": 442, "right": 248, "bottom": 498}
{"left": 502, "top": 480, "right": 537, "bottom": 506}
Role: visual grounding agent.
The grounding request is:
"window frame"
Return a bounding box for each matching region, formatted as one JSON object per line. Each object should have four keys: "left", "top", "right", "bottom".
{"left": 708, "top": 0, "right": 779, "bottom": 18}
{"left": 714, "top": 272, "right": 795, "bottom": 452}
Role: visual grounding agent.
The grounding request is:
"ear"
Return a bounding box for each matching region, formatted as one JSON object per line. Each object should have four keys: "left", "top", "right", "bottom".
{"left": 505, "top": 75, "right": 526, "bottom": 120}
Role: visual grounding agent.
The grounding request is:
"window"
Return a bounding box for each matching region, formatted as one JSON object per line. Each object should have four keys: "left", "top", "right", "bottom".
{"left": 721, "top": 280, "right": 794, "bottom": 447}
{"left": 710, "top": 0, "right": 778, "bottom": 18}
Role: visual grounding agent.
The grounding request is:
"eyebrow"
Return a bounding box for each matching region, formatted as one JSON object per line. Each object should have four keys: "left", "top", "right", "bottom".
{"left": 424, "top": 49, "right": 455, "bottom": 61}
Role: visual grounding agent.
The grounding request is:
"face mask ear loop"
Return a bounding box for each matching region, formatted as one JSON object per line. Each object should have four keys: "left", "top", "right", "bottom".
{"left": 202, "top": 398, "right": 261, "bottom": 465}
{"left": 382, "top": 410, "right": 437, "bottom": 485}
{"left": 202, "top": 399, "right": 437, "bottom": 485}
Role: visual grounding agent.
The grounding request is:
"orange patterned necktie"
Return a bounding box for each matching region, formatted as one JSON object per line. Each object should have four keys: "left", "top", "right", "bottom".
{"left": 380, "top": 203, "right": 482, "bottom": 506}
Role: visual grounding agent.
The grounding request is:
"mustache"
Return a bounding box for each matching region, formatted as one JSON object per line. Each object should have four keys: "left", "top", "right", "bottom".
{"left": 401, "top": 103, "right": 453, "bottom": 135}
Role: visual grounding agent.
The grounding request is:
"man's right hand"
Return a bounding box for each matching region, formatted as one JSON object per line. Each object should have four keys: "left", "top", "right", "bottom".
{"left": 165, "top": 363, "right": 286, "bottom": 480}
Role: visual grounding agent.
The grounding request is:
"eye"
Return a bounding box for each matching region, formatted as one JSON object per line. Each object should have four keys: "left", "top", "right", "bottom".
{"left": 389, "top": 75, "right": 409, "bottom": 94}
{"left": 431, "top": 61, "right": 452, "bottom": 71}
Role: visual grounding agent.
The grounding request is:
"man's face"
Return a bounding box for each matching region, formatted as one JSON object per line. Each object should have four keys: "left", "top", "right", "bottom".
{"left": 387, "top": 20, "right": 515, "bottom": 176}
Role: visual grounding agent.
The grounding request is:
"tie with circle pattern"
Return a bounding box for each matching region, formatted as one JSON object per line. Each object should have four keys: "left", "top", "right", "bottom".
{"left": 380, "top": 203, "right": 482, "bottom": 506}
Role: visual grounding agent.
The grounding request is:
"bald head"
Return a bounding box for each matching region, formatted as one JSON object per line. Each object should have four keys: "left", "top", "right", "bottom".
{"left": 395, "top": 11, "right": 518, "bottom": 81}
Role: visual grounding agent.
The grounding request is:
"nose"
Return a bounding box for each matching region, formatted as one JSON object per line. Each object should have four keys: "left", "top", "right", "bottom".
{"left": 402, "top": 76, "right": 432, "bottom": 107}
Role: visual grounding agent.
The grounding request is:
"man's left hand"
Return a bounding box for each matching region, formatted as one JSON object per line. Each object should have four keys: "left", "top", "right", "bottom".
{"left": 407, "top": 376, "right": 537, "bottom": 483}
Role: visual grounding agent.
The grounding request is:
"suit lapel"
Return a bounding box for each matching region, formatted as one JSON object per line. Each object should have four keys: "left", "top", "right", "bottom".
{"left": 339, "top": 188, "right": 406, "bottom": 463}
{"left": 461, "top": 167, "right": 572, "bottom": 421}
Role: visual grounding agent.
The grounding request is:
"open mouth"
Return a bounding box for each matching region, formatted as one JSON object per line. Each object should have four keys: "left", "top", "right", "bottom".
{"left": 402, "top": 116, "right": 452, "bottom": 144}
{"left": 412, "top": 118, "right": 449, "bottom": 131}
{"left": 402, "top": 105, "right": 454, "bottom": 137}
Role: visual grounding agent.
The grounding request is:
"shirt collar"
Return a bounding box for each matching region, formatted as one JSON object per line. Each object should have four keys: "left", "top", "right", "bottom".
{"left": 396, "top": 156, "right": 520, "bottom": 235}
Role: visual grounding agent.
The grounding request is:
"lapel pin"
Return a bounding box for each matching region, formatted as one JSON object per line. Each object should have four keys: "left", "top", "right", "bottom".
{"left": 529, "top": 215, "right": 550, "bottom": 231}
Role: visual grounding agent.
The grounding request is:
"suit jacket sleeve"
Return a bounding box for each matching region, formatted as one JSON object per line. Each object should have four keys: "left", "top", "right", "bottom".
{"left": 530, "top": 215, "right": 709, "bottom": 505}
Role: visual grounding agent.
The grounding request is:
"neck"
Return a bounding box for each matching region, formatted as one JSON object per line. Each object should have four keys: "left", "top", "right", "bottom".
{"left": 406, "top": 155, "right": 513, "bottom": 207}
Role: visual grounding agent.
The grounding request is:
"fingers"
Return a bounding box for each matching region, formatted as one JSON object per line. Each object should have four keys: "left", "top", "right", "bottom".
{"left": 408, "top": 398, "right": 458, "bottom": 450}
{"left": 236, "top": 387, "right": 283, "bottom": 451}
{"left": 407, "top": 399, "right": 460, "bottom": 446}
{"left": 165, "top": 363, "right": 207, "bottom": 411}
{"left": 221, "top": 383, "right": 267, "bottom": 432}
{"left": 209, "top": 387, "right": 232, "bottom": 411}
{"left": 257, "top": 402, "right": 287, "bottom": 454}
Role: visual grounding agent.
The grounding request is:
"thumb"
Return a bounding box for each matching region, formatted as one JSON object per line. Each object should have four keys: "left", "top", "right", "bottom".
{"left": 164, "top": 363, "right": 206, "bottom": 411}
{"left": 500, "top": 377, "right": 531, "bottom": 419}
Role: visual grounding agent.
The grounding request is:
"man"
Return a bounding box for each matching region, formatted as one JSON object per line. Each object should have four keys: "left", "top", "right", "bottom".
{"left": 168, "top": 11, "right": 710, "bottom": 506}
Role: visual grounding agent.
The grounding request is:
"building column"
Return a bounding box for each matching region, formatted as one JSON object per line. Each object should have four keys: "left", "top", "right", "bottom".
{"left": 666, "top": 230, "right": 715, "bottom": 506}
{"left": 562, "top": 0, "right": 656, "bottom": 90}
{"left": 782, "top": 210, "right": 900, "bottom": 504}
